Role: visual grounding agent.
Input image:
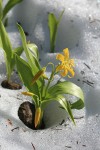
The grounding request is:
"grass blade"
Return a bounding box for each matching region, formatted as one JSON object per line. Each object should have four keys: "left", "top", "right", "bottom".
{"left": 3, "top": 0, "right": 23, "bottom": 19}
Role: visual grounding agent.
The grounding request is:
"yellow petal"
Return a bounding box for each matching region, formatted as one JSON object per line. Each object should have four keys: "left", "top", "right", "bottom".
{"left": 60, "top": 69, "right": 68, "bottom": 77}
{"left": 22, "top": 91, "right": 34, "bottom": 96}
{"left": 69, "top": 59, "right": 75, "bottom": 67}
{"left": 31, "top": 67, "right": 46, "bottom": 85}
{"left": 56, "top": 54, "right": 64, "bottom": 62}
{"left": 35, "top": 107, "right": 41, "bottom": 128}
{"left": 56, "top": 64, "right": 64, "bottom": 72}
{"left": 63, "top": 48, "right": 69, "bottom": 59}
{"left": 68, "top": 68, "right": 75, "bottom": 78}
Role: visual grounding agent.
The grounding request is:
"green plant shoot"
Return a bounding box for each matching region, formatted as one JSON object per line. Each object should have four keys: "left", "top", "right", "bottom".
{"left": 48, "top": 10, "right": 64, "bottom": 53}
{"left": 16, "top": 25, "right": 84, "bottom": 129}
{"left": 0, "top": 20, "right": 36, "bottom": 83}
{"left": 0, "top": 20, "right": 23, "bottom": 82}
{"left": 0, "top": 0, "right": 23, "bottom": 26}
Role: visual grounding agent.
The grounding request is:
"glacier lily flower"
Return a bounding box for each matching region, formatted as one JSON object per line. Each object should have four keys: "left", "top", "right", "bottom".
{"left": 56, "top": 48, "right": 75, "bottom": 78}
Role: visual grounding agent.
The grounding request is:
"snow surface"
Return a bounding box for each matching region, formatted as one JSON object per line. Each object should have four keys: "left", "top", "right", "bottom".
{"left": 0, "top": 0, "right": 100, "bottom": 149}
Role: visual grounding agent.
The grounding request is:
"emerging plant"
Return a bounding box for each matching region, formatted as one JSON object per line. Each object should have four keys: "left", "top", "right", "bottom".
{"left": 48, "top": 10, "right": 64, "bottom": 53}
{"left": 0, "top": 0, "right": 23, "bottom": 26}
{"left": 0, "top": 20, "right": 36, "bottom": 89}
{"left": 16, "top": 24, "right": 84, "bottom": 129}
{"left": 0, "top": 20, "right": 23, "bottom": 89}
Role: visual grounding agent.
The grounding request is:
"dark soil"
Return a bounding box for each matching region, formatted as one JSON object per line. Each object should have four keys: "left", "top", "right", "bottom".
{"left": 1, "top": 80, "right": 22, "bottom": 90}
{"left": 18, "top": 101, "right": 45, "bottom": 130}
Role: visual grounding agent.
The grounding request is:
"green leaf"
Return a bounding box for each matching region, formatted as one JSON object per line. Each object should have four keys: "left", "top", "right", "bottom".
{"left": 0, "top": 21, "right": 24, "bottom": 81}
{"left": 41, "top": 94, "right": 75, "bottom": 124}
{"left": 48, "top": 81, "right": 84, "bottom": 110}
{"left": 0, "top": 20, "right": 12, "bottom": 61}
{"left": 66, "top": 101, "right": 75, "bottom": 124}
{"left": 0, "top": 36, "right": 3, "bottom": 48}
{"left": 15, "top": 54, "right": 39, "bottom": 96}
{"left": 48, "top": 11, "right": 64, "bottom": 53}
{"left": 70, "top": 99, "right": 84, "bottom": 110}
{"left": 17, "top": 23, "right": 43, "bottom": 88}
{"left": 0, "top": 20, "right": 13, "bottom": 80}
{"left": 27, "top": 43, "right": 39, "bottom": 60}
{"left": 48, "top": 13, "right": 58, "bottom": 53}
{"left": 13, "top": 46, "right": 24, "bottom": 56}
{"left": 17, "top": 24, "right": 40, "bottom": 74}
{"left": 3, "top": 17, "right": 8, "bottom": 27}
{"left": 10, "top": 46, "right": 24, "bottom": 72}
{"left": 3, "top": 0, "right": 23, "bottom": 19}
{"left": 57, "top": 10, "right": 64, "bottom": 25}
{"left": 56, "top": 96, "right": 75, "bottom": 124}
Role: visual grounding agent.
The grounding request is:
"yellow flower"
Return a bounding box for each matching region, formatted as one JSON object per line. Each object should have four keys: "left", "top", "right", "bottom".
{"left": 56, "top": 48, "right": 75, "bottom": 78}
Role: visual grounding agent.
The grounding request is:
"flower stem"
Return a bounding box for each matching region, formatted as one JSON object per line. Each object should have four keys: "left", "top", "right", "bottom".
{"left": 45, "top": 67, "right": 55, "bottom": 97}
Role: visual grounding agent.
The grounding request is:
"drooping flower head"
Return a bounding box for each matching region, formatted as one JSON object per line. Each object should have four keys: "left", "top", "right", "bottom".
{"left": 56, "top": 48, "right": 75, "bottom": 78}
{"left": 31, "top": 67, "right": 46, "bottom": 85}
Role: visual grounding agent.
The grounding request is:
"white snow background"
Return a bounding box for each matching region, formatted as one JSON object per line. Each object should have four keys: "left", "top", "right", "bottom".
{"left": 0, "top": 0, "right": 100, "bottom": 149}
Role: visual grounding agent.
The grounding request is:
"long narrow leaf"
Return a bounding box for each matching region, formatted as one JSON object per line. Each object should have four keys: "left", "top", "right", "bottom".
{"left": 0, "top": 20, "right": 13, "bottom": 80}
{"left": 15, "top": 54, "right": 39, "bottom": 96}
{"left": 48, "top": 11, "right": 64, "bottom": 53}
{"left": 48, "top": 13, "right": 58, "bottom": 53}
{"left": 48, "top": 81, "right": 84, "bottom": 110}
{"left": 10, "top": 46, "right": 24, "bottom": 72}
{"left": 17, "top": 24, "right": 40, "bottom": 74}
{"left": 0, "top": 20, "right": 12, "bottom": 61}
{"left": 3, "top": 0, "right": 23, "bottom": 19}
{"left": 57, "top": 97, "right": 75, "bottom": 124}
{"left": 41, "top": 95, "right": 75, "bottom": 124}
{"left": 17, "top": 24, "right": 43, "bottom": 88}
